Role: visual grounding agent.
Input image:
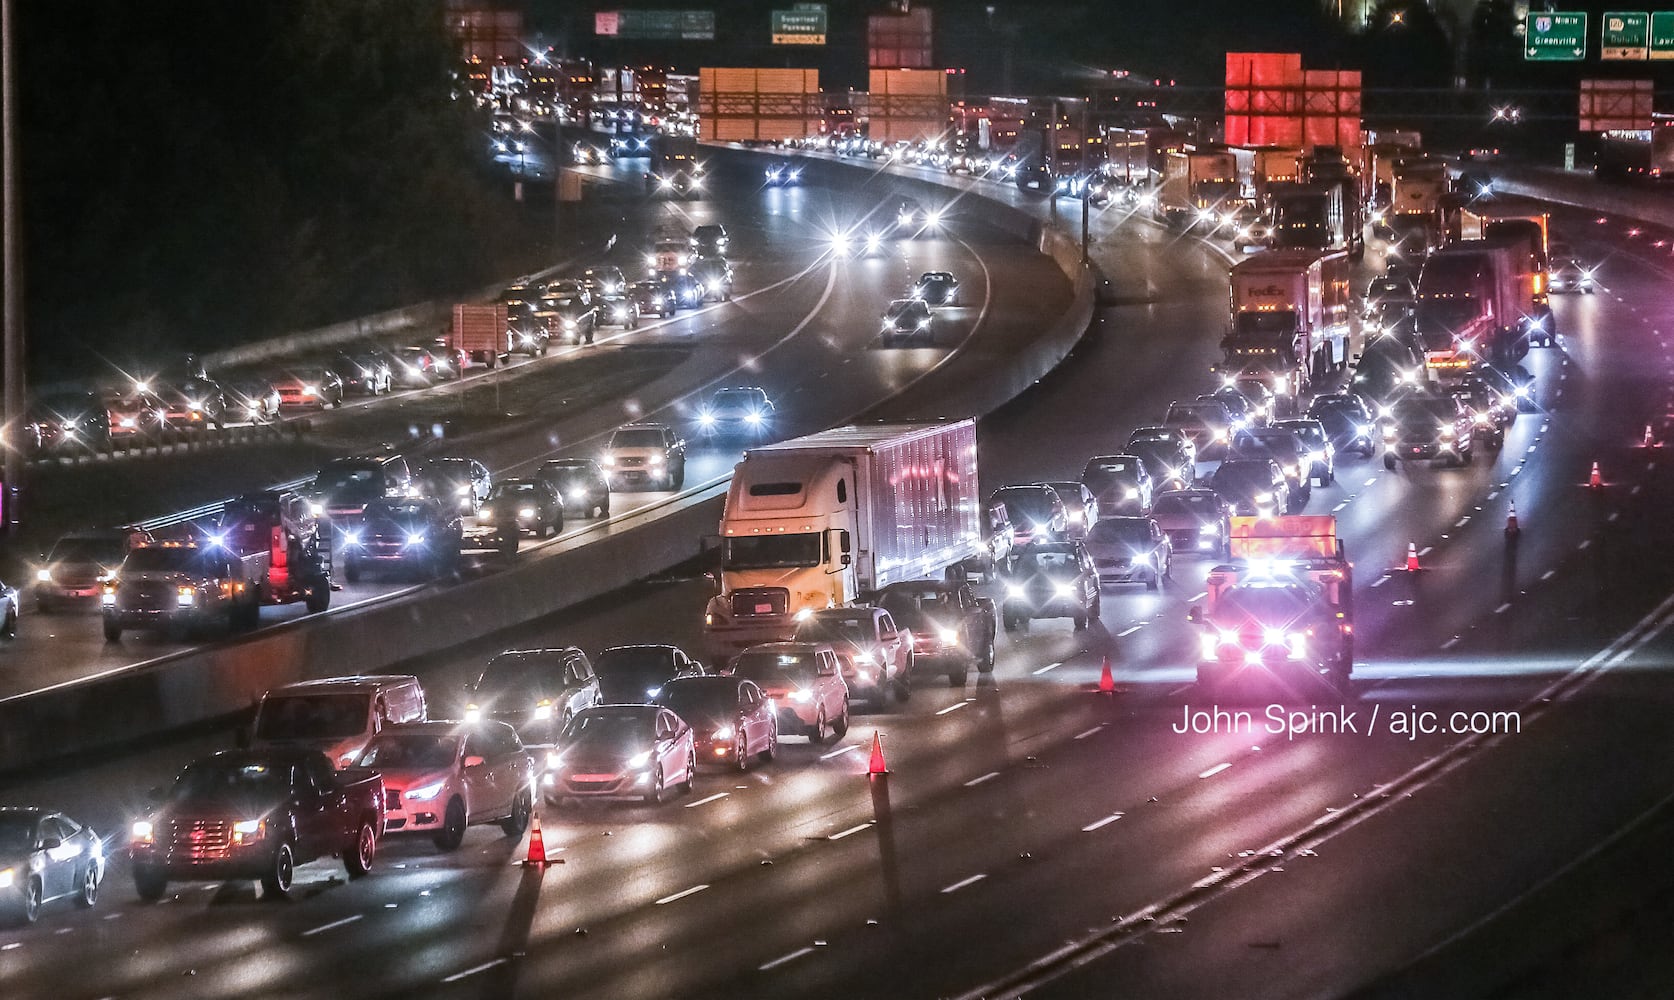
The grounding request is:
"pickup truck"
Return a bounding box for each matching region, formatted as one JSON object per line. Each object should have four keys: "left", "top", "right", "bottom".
{"left": 129, "top": 749, "right": 385, "bottom": 900}
{"left": 873, "top": 578, "right": 997, "bottom": 686}
{"left": 102, "top": 541, "right": 265, "bottom": 640}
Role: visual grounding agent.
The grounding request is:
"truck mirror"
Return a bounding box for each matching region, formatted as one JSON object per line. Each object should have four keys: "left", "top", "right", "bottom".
{"left": 840, "top": 554, "right": 851, "bottom": 567}
{"left": 1186, "top": 604, "right": 1202, "bottom": 623}
{"left": 838, "top": 530, "right": 851, "bottom": 555}
{"left": 703, "top": 570, "right": 721, "bottom": 593}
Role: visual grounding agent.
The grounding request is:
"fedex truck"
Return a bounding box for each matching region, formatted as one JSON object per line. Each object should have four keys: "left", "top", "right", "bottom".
{"left": 1224, "top": 249, "right": 1354, "bottom": 397}
{"left": 701, "top": 422, "right": 985, "bottom": 665}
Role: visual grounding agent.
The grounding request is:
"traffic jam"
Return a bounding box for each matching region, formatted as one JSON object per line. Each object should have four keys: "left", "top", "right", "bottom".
{"left": 0, "top": 109, "right": 1580, "bottom": 934}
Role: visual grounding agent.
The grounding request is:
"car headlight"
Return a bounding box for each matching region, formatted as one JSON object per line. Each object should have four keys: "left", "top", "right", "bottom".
{"left": 546, "top": 750, "right": 563, "bottom": 770}
{"left": 855, "top": 651, "right": 875, "bottom": 664}
{"left": 231, "top": 819, "right": 264, "bottom": 844}
{"left": 309, "top": 502, "right": 325, "bottom": 517}
{"left": 645, "top": 253, "right": 657, "bottom": 266}
{"left": 518, "top": 506, "right": 537, "bottom": 518}
{"left": 404, "top": 780, "right": 447, "bottom": 801}
{"left": 36, "top": 568, "right": 51, "bottom": 582}
{"left": 1382, "top": 425, "right": 1397, "bottom": 440}
{"left": 698, "top": 412, "right": 715, "bottom": 426}
{"left": 464, "top": 705, "right": 482, "bottom": 723}
{"left": 1054, "top": 582, "right": 1076, "bottom": 598}
{"left": 601, "top": 455, "right": 616, "bottom": 467}
{"left": 176, "top": 585, "right": 197, "bottom": 607}
{"left": 1006, "top": 584, "right": 1026, "bottom": 599}
{"left": 1440, "top": 426, "right": 1455, "bottom": 439}
{"left": 533, "top": 701, "right": 554, "bottom": 721}
{"left": 130, "top": 821, "right": 154, "bottom": 844}
{"left": 1254, "top": 491, "right": 1274, "bottom": 504}
{"left": 649, "top": 454, "right": 665, "bottom": 466}
{"left": 1200, "top": 632, "right": 1219, "bottom": 659}
{"left": 712, "top": 725, "right": 734, "bottom": 740}
{"left": 938, "top": 628, "right": 960, "bottom": 644}
{"left": 627, "top": 749, "right": 654, "bottom": 769}
{"left": 1125, "top": 488, "right": 1139, "bottom": 499}
{"left": 789, "top": 690, "right": 813, "bottom": 704}
{"left": 1199, "top": 523, "right": 1219, "bottom": 535}
{"left": 1514, "top": 385, "right": 1530, "bottom": 398}
{"left": 406, "top": 532, "right": 426, "bottom": 546}
{"left": 745, "top": 411, "right": 762, "bottom": 425}
{"left": 614, "top": 306, "right": 627, "bottom": 318}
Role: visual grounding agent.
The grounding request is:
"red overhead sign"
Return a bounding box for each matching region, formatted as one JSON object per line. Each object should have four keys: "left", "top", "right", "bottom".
{"left": 1225, "top": 53, "right": 1361, "bottom": 150}
{"left": 1579, "top": 78, "right": 1653, "bottom": 132}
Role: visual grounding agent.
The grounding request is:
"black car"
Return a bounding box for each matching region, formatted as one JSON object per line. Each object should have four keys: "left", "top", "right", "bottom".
{"left": 1208, "top": 459, "right": 1291, "bottom": 517}
{"left": 1307, "top": 393, "right": 1378, "bottom": 458}
{"left": 537, "top": 459, "right": 611, "bottom": 518}
{"left": 580, "top": 266, "right": 627, "bottom": 298}
{"left": 689, "top": 256, "right": 734, "bottom": 302}
{"left": 331, "top": 351, "right": 393, "bottom": 396}
{"left": 1382, "top": 393, "right": 1476, "bottom": 469}
{"left": 1124, "top": 438, "right": 1193, "bottom": 493}
{"left": 593, "top": 644, "right": 704, "bottom": 704}
{"left": 1083, "top": 516, "right": 1171, "bottom": 590}
{"left": 417, "top": 457, "right": 493, "bottom": 514}
{"left": 1000, "top": 542, "right": 1100, "bottom": 632}
{"left": 1226, "top": 427, "right": 1312, "bottom": 506}
{"left": 911, "top": 271, "right": 961, "bottom": 306}
{"left": 1446, "top": 381, "right": 1508, "bottom": 451}
{"left": 501, "top": 283, "right": 549, "bottom": 356}
{"left": 342, "top": 498, "right": 462, "bottom": 581}
{"left": 693, "top": 224, "right": 729, "bottom": 257}
{"left": 597, "top": 295, "right": 640, "bottom": 329}
{"left": 221, "top": 377, "right": 282, "bottom": 423}
{"left": 544, "top": 283, "right": 598, "bottom": 343}
{"left": 466, "top": 479, "right": 564, "bottom": 556}
{"left": 654, "top": 676, "right": 778, "bottom": 770}
{"left": 874, "top": 579, "right": 997, "bottom": 685}
{"left": 764, "top": 160, "right": 802, "bottom": 186}
{"left": 661, "top": 272, "right": 707, "bottom": 310}
{"left": 631, "top": 279, "right": 676, "bottom": 318}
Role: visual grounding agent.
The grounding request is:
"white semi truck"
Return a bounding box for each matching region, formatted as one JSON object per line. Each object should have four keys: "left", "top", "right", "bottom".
{"left": 701, "top": 421, "right": 985, "bottom": 666}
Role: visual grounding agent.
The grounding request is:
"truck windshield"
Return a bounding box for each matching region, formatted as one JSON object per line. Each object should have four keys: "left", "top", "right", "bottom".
{"left": 725, "top": 533, "right": 822, "bottom": 569}
{"left": 256, "top": 694, "right": 370, "bottom": 741}
{"left": 172, "top": 761, "right": 291, "bottom": 801}
{"left": 315, "top": 466, "right": 383, "bottom": 498}
{"left": 49, "top": 537, "right": 126, "bottom": 564}
{"left": 123, "top": 548, "right": 212, "bottom": 573}
{"left": 611, "top": 429, "right": 666, "bottom": 448}
{"left": 1232, "top": 312, "right": 1299, "bottom": 337}
{"left": 1415, "top": 299, "right": 1480, "bottom": 335}
{"left": 1213, "top": 587, "right": 1315, "bottom": 627}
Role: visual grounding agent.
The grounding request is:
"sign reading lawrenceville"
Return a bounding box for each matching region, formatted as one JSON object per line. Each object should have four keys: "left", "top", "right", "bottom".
{"left": 1526, "top": 11, "right": 1587, "bottom": 61}
{"left": 1653, "top": 11, "right": 1674, "bottom": 59}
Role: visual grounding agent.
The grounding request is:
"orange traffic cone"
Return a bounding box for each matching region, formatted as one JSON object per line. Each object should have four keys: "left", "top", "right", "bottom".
{"left": 1589, "top": 461, "right": 1603, "bottom": 488}
{"left": 867, "top": 732, "right": 889, "bottom": 776}
{"left": 524, "top": 813, "right": 548, "bottom": 866}
{"left": 1098, "top": 655, "right": 1116, "bottom": 694}
{"left": 1405, "top": 542, "right": 1421, "bottom": 572}
{"left": 1505, "top": 501, "right": 1520, "bottom": 537}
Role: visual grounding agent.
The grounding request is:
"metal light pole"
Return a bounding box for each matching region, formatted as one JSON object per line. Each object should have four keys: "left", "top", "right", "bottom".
{"left": 1080, "top": 96, "right": 1091, "bottom": 265}
{"left": 2, "top": 0, "right": 24, "bottom": 531}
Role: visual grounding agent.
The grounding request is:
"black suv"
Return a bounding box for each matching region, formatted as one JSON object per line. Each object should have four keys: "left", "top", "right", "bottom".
{"left": 1000, "top": 542, "right": 1100, "bottom": 633}
{"left": 1383, "top": 393, "right": 1476, "bottom": 468}
{"left": 537, "top": 459, "right": 611, "bottom": 518}
{"left": 342, "top": 498, "right": 462, "bottom": 581}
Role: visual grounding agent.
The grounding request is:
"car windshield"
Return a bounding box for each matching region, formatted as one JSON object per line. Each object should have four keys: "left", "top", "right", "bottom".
{"left": 595, "top": 649, "right": 677, "bottom": 695}
{"left": 879, "top": 588, "right": 953, "bottom": 625}
{"left": 0, "top": 814, "right": 37, "bottom": 853}
{"left": 1393, "top": 398, "right": 1456, "bottom": 423}
{"left": 315, "top": 466, "right": 383, "bottom": 495}
{"left": 725, "top": 533, "right": 821, "bottom": 569}
{"left": 1214, "top": 464, "right": 1272, "bottom": 490}
{"left": 657, "top": 683, "right": 736, "bottom": 724}
{"left": 358, "top": 734, "right": 458, "bottom": 770}
{"left": 1277, "top": 423, "right": 1326, "bottom": 446}
{"left": 255, "top": 693, "right": 370, "bottom": 741}
{"left": 997, "top": 489, "right": 1054, "bottom": 519}
{"left": 611, "top": 429, "right": 665, "bottom": 448}
{"left": 50, "top": 537, "right": 126, "bottom": 564}
{"left": 795, "top": 615, "right": 874, "bottom": 644}
{"left": 490, "top": 483, "right": 536, "bottom": 499}
{"left": 711, "top": 390, "right": 759, "bottom": 410}
{"left": 122, "top": 548, "right": 213, "bottom": 573}
{"left": 561, "top": 712, "right": 655, "bottom": 751}
{"left": 1167, "top": 404, "right": 1228, "bottom": 427}
{"left": 1014, "top": 550, "right": 1080, "bottom": 576}
{"left": 541, "top": 466, "right": 594, "bottom": 486}
{"left": 733, "top": 650, "right": 819, "bottom": 685}
{"left": 172, "top": 761, "right": 293, "bottom": 802}
{"left": 1083, "top": 462, "right": 1136, "bottom": 490}
{"left": 368, "top": 502, "right": 430, "bottom": 523}
{"left": 475, "top": 658, "right": 561, "bottom": 701}
{"left": 1086, "top": 520, "right": 1151, "bottom": 544}
{"left": 1152, "top": 494, "right": 1215, "bottom": 517}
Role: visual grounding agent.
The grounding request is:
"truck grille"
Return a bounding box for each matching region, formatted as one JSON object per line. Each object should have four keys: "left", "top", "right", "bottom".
{"left": 617, "top": 457, "right": 645, "bottom": 468}
{"left": 170, "top": 818, "right": 231, "bottom": 859}
{"left": 731, "top": 588, "right": 788, "bottom": 618}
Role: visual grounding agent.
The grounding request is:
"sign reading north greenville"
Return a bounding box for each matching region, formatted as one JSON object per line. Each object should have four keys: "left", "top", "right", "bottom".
{"left": 594, "top": 10, "right": 716, "bottom": 41}
{"left": 772, "top": 5, "right": 828, "bottom": 45}
{"left": 1653, "top": 11, "right": 1674, "bottom": 59}
{"left": 1603, "top": 11, "right": 1649, "bottom": 59}
{"left": 1526, "top": 11, "right": 1588, "bottom": 60}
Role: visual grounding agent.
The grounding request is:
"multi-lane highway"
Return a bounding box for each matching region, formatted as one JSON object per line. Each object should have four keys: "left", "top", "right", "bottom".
{"left": 3, "top": 148, "right": 1673, "bottom": 999}
{"left": 1, "top": 154, "right": 1069, "bottom": 702}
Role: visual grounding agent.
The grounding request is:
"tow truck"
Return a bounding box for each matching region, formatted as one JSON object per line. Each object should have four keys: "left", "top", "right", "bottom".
{"left": 1189, "top": 515, "right": 1353, "bottom": 692}
{"left": 212, "top": 490, "right": 336, "bottom": 614}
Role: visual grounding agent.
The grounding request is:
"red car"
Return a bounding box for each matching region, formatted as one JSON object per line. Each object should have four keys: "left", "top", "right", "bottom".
{"left": 654, "top": 675, "right": 777, "bottom": 770}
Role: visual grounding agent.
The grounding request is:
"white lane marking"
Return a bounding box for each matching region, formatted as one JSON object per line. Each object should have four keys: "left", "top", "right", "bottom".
{"left": 1454, "top": 516, "right": 1470, "bottom": 528}
{"left": 828, "top": 822, "right": 873, "bottom": 841}
{"left": 965, "top": 771, "right": 1002, "bottom": 787}
{"left": 820, "top": 744, "right": 858, "bottom": 760}
{"left": 1117, "top": 625, "right": 1143, "bottom": 637}
{"left": 1487, "top": 490, "right": 1499, "bottom": 500}
{"left": 941, "top": 873, "right": 988, "bottom": 894}
{"left": 1541, "top": 569, "right": 1557, "bottom": 581}
{"left": 1579, "top": 539, "right": 1592, "bottom": 550}
{"left": 302, "top": 915, "right": 363, "bottom": 937}
{"left": 655, "top": 884, "right": 710, "bottom": 905}
{"left": 1190, "top": 591, "right": 1208, "bottom": 602}
{"left": 1495, "top": 603, "right": 1512, "bottom": 615}
{"left": 1, "top": 942, "right": 20, "bottom": 951}
{"left": 1633, "top": 485, "right": 1643, "bottom": 496}
{"left": 937, "top": 701, "right": 970, "bottom": 716}
{"left": 685, "top": 792, "right": 729, "bottom": 809}
{"left": 1199, "top": 762, "right": 1232, "bottom": 779}
{"left": 442, "top": 958, "right": 508, "bottom": 983}
{"left": 1082, "top": 813, "right": 1125, "bottom": 832}
{"left": 1074, "top": 724, "right": 1107, "bottom": 740}
{"left": 1365, "top": 477, "right": 1378, "bottom": 487}
{"left": 1442, "top": 636, "right": 1462, "bottom": 650}
{"left": 1371, "top": 575, "right": 1390, "bottom": 588}
{"left": 759, "top": 946, "right": 818, "bottom": 971}
{"left": 1609, "top": 511, "right": 1621, "bottom": 522}
{"left": 1032, "top": 661, "right": 1062, "bottom": 675}
{"left": 1332, "top": 501, "right": 1348, "bottom": 512}
{"left": 1420, "top": 546, "right": 1434, "bottom": 556}
{"left": 1527, "top": 445, "right": 1538, "bottom": 454}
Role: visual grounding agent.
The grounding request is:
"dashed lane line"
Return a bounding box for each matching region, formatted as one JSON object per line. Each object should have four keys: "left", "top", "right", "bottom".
{"left": 941, "top": 873, "right": 988, "bottom": 894}
{"left": 965, "top": 771, "right": 1002, "bottom": 788}
{"left": 655, "top": 884, "right": 710, "bottom": 905}
{"left": 937, "top": 701, "right": 972, "bottom": 716}
{"left": 685, "top": 792, "right": 730, "bottom": 809}
{"left": 302, "top": 915, "right": 363, "bottom": 937}
{"left": 442, "top": 959, "right": 508, "bottom": 984}
{"left": 1199, "top": 762, "right": 1232, "bottom": 779}
{"left": 759, "top": 947, "right": 817, "bottom": 972}
{"left": 1082, "top": 813, "right": 1124, "bottom": 832}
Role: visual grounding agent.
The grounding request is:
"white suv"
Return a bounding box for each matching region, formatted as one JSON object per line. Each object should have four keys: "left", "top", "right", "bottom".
{"left": 730, "top": 642, "right": 850, "bottom": 744}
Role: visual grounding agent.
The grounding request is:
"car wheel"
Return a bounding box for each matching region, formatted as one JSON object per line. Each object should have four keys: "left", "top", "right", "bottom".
{"left": 433, "top": 798, "right": 467, "bottom": 852}
{"left": 808, "top": 707, "right": 827, "bottom": 743}
{"left": 501, "top": 789, "right": 533, "bottom": 837}
{"left": 17, "top": 877, "right": 40, "bottom": 925}
{"left": 735, "top": 729, "right": 752, "bottom": 771}
{"left": 345, "top": 818, "right": 377, "bottom": 879}
{"left": 644, "top": 765, "right": 664, "bottom": 805}
{"left": 759, "top": 720, "right": 778, "bottom": 763}
{"left": 1074, "top": 612, "right": 1089, "bottom": 631}
{"left": 500, "top": 534, "right": 519, "bottom": 558}
{"left": 949, "top": 668, "right": 968, "bottom": 686}
{"left": 102, "top": 617, "right": 121, "bottom": 643}
{"left": 77, "top": 862, "right": 99, "bottom": 908}
{"left": 0, "top": 608, "right": 14, "bottom": 640}
{"left": 894, "top": 670, "right": 913, "bottom": 702}
{"left": 344, "top": 559, "right": 362, "bottom": 584}
{"left": 1383, "top": 454, "right": 1396, "bottom": 470}
{"left": 133, "top": 866, "right": 167, "bottom": 902}
{"left": 598, "top": 497, "right": 611, "bottom": 518}
{"left": 832, "top": 700, "right": 849, "bottom": 740}
{"left": 1146, "top": 572, "right": 1160, "bottom": 592}
{"left": 980, "top": 637, "right": 996, "bottom": 673}
{"left": 261, "top": 841, "right": 296, "bottom": 898}
{"left": 681, "top": 753, "right": 696, "bottom": 793}
{"left": 1003, "top": 613, "right": 1020, "bottom": 633}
